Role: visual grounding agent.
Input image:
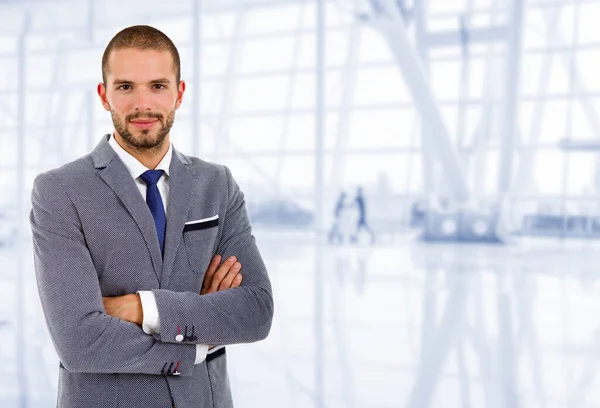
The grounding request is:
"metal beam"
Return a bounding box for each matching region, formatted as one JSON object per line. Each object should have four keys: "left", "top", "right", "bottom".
{"left": 511, "top": 6, "right": 560, "bottom": 197}
{"left": 331, "top": 19, "right": 361, "bottom": 188}
{"left": 276, "top": 2, "right": 309, "bottom": 192}
{"left": 314, "top": 2, "right": 326, "bottom": 408}
{"left": 86, "top": 0, "right": 96, "bottom": 152}
{"left": 558, "top": 139, "right": 600, "bottom": 151}
{"left": 16, "top": 12, "right": 28, "bottom": 408}
{"left": 192, "top": 0, "right": 202, "bottom": 156}
{"left": 425, "top": 25, "right": 508, "bottom": 48}
{"left": 363, "top": 0, "right": 470, "bottom": 203}
{"left": 498, "top": 0, "right": 525, "bottom": 195}
{"left": 214, "top": 8, "right": 246, "bottom": 158}
{"left": 414, "top": 0, "right": 435, "bottom": 197}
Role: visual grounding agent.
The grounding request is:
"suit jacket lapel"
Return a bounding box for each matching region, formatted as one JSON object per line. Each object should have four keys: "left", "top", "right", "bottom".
{"left": 91, "top": 134, "right": 163, "bottom": 282}
{"left": 161, "top": 149, "right": 195, "bottom": 288}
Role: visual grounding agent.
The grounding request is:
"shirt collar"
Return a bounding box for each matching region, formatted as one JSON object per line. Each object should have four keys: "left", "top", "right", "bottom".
{"left": 108, "top": 133, "right": 172, "bottom": 179}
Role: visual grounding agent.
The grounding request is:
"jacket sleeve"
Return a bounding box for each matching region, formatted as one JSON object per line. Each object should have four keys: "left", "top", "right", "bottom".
{"left": 30, "top": 171, "right": 197, "bottom": 375}
{"left": 150, "top": 165, "right": 274, "bottom": 346}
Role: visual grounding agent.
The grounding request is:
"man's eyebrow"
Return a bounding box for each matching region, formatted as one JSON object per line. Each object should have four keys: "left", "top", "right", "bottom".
{"left": 112, "top": 79, "right": 133, "bottom": 86}
{"left": 149, "top": 78, "right": 171, "bottom": 84}
{"left": 111, "top": 78, "right": 171, "bottom": 86}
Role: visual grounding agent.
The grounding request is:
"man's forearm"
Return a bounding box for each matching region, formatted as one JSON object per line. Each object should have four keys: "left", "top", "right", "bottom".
{"left": 103, "top": 294, "right": 143, "bottom": 326}
{"left": 150, "top": 283, "right": 273, "bottom": 346}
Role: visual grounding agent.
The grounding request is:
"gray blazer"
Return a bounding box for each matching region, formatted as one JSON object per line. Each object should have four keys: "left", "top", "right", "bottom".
{"left": 29, "top": 134, "right": 274, "bottom": 408}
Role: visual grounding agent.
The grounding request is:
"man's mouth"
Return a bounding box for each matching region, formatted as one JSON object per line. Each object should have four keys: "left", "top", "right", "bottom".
{"left": 130, "top": 119, "right": 159, "bottom": 129}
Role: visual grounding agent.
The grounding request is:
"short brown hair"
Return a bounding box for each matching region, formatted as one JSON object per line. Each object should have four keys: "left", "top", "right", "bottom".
{"left": 101, "top": 25, "right": 181, "bottom": 84}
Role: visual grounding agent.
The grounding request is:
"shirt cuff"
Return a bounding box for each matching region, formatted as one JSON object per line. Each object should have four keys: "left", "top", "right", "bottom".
{"left": 208, "top": 345, "right": 225, "bottom": 354}
{"left": 137, "top": 290, "right": 161, "bottom": 335}
{"left": 195, "top": 344, "right": 209, "bottom": 364}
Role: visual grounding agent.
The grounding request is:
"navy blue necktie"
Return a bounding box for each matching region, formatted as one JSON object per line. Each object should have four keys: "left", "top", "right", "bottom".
{"left": 139, "top": 170, "right": 166, "bottom": 254}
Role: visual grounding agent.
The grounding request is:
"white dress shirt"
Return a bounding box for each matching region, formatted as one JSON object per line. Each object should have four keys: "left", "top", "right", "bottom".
{"left": 108, "top": 134, "right": 219, "bottom": 364}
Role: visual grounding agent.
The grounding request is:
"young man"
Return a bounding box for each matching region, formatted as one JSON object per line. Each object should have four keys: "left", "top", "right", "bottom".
{"left": 29, "top": 25, "right": 274, "bottom": 408}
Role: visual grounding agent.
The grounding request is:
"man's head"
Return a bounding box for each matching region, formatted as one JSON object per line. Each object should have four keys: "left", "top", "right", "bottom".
{"left": 98, "top": 25, "right": 185, "bottom": 153}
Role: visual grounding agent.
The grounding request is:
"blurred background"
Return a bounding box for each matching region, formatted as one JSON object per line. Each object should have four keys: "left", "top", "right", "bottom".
{"left": 2, "top": 0, "right": 600, "bottom": 407}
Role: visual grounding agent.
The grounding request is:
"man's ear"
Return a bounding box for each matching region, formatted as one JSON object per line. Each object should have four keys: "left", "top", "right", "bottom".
{"left": 97, "top": 82, "right": 111, "bottom": 112}
{"left": 175, "top": 80, "right": 186, "bottom": 110}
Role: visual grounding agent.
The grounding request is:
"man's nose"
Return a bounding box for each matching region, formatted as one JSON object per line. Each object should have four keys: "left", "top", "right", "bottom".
{"left": 134, "top": 89, "right": 153, "bottom": 111}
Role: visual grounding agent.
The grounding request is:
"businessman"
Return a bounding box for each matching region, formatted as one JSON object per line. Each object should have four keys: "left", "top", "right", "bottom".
{"left": 29, "top": 25, "right": 274, "bottom": 408}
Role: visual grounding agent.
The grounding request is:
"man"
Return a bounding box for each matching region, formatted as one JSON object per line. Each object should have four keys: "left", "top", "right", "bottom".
{"left": 29, "top": 25, "right": 274, "bottom": 408}
{"left": 351, "top": 186, "right": 375, "bottom": 244}
{"left": 328, "top": 191, "right": 347, "bottom": 244}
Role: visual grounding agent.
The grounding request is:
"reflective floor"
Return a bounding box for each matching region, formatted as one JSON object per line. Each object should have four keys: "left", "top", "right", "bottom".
{"left": 3, "top": 232, "right": 600, "bottom": 407}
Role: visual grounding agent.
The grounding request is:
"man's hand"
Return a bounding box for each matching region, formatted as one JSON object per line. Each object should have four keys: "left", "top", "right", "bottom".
{"left": 102, "top": 293, "right": 143, "bottom": 325}
{"left": 201, "top": 255, "right": 243, "bottom": 295}
{"left": 202, "top": 255, "right": 243, "bottom": 351}
{"left": 103, "top": 255, "right": 242, "bottom": 328}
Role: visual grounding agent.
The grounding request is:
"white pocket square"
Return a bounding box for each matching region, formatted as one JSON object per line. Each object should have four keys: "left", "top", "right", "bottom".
{"left": 185, "top": 214, "right": 219, "bottom": 225}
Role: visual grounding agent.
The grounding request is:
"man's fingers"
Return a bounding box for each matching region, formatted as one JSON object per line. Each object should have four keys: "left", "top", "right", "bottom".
{"left": 231, "top": 273, "right": 243, "bottom": 288}
{"left": 200, "top": 255, "right": 243, "bottom": 294}
{"left": 204, "top": 255, "right": 221, "bottom": 282}
{"left": 209, "top": 256, "right": 237, "bottom": 293}
{"left": 218, "top": 262, "right": 242, "bottom": 290}
{"left": 201, "top": 255, "right": 222, "bottom": 294}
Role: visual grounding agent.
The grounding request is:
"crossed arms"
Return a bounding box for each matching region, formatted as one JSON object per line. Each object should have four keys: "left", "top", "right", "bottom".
{"left": 102, "top": 253, "right": 245, "bottom": 348}
{"left": 30, "top": 167, "right": 274, "bottom": 376}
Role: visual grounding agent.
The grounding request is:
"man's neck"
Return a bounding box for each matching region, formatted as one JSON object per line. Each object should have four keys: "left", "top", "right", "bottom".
{"left": 113, "top": 131, "right": 170, "bottom": 170}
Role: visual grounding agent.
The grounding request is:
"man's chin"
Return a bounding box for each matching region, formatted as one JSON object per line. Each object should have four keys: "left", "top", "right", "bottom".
{"left": 123, "top": 133, "right": 165, "bottom": 150}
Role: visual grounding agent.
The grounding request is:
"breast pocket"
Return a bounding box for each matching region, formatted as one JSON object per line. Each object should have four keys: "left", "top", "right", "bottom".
{"left": 182, "top": 215, "right": 220, "bottom": 275}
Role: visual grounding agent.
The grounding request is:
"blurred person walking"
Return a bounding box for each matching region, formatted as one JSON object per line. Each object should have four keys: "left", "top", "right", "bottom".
{"left": 351, "top": 186, "right": 376, "bottom": 244}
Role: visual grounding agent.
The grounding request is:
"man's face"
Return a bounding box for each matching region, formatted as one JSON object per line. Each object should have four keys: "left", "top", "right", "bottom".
{"left": 97, "top": 48, "right": 185, "bottom": 151}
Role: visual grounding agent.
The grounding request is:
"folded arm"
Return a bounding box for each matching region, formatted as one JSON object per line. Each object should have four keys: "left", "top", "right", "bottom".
{"left": 30, "top": 172, "right": 196, "bottom": 375}
{"left": 151, "top": 166, "right": 274, "bottom": 346}
{"left": 104, "top": 254, "right": 243, "bottom": 362}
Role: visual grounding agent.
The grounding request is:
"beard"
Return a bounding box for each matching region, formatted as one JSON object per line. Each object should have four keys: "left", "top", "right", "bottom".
{"left": 111, "top": 108, "right": 175, "bottom": 153}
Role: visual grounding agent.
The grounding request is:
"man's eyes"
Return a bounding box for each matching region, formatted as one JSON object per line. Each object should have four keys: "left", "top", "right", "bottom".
{"left": 116, "top": 84, "right": 166, "bottom": 91}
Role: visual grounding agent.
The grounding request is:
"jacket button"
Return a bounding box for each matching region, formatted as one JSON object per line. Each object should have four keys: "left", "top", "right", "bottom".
{"left": 175, "top": 334, "right": 184, "bottom": 342}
